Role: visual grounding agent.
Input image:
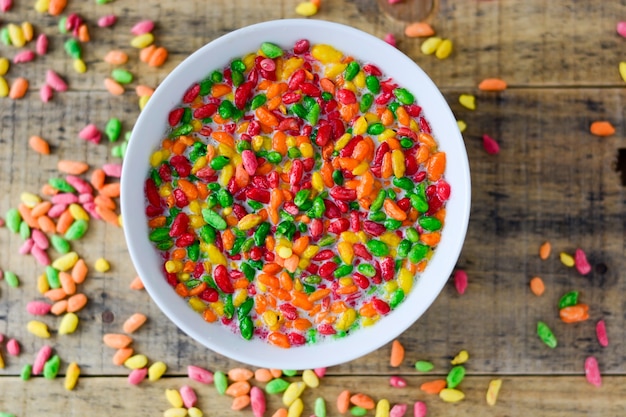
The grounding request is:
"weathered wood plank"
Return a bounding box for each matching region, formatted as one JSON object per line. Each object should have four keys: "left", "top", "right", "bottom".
{"left": 0, "top": 0, "right": 625, "bottom": 94}
{"left": 352, "top": 0, "right": 626, "bottom": 88}
{"left": 0, "top": 86, "right": 624, "bottom": 377}
{"left": 1, "top": 375, "right": 625, "bottom": 416}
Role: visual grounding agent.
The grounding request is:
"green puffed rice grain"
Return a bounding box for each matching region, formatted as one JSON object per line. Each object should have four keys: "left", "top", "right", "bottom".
{"left": 446, "top": 365, "right": 466, "bottom": 389}
{"left": 43, "top": 355, "right": 61, "bottom": 379}
{"left": 45, "top": 266, "right": 61, "bottom": 289}
{"left": 314, "top": 397, "right": 326, "bottom": 417}
{"left": 21, "top": 364, "right": 32, "bottom": 380}
{"left": 214, "top": 371, "right": 227, "bottom": 394}
{"left": 4, "top": 271, "right": 19, "bottom": 288}
{"left": 111, "top": 69, "right": 133, "bottom": 85}
{"left": 58, "top": 17, "right": 68, "bottom": 34}
{"left": 415, "top": 360, "right": 434, "bottom": 372}
{"left": 350, "top": 406, "right": 367, "bottom": 416}
{"left": 265, "top": 378, "right": 289, "bottom": 394}
{"left": 260, "top": 42, "right": 283, "bottom": 58}
{"left": 48, "top": 177, "right": 76, "bottom": 193}
{"left": 105, "top": 118, "right": 122, "bottom": 142}
{"left": 0, "top": 27, "right": 11, "bottom": 45}
{"left": 6, "top": 208, "right": 21, "bottom": 233}
{"left": 64, "top": 38, "right": 82, "bottom": 59}
{"left": 50, "top": 235, "right": 71, "bottom": 254}
{"left": 64, "top": 219, "right": 88, "bottom": 240}
{"left": 19, "top": 221, "right": 30, "bottom": 239}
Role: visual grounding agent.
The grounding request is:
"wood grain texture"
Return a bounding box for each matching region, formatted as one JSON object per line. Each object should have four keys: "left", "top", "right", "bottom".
{"left": 376, "top": 0, "right": 437, "bottom": 23}
{"left": 1, "top": 375, "right": 626, "bottom": 416}
{"left": 0, "top": 0, "right": 624, "bottom": 92}
{"left": 1, "top": 0, "right": 626, "bottom": 414}
{"left": 351, "top": 0, "right": 626, "bottom": 88}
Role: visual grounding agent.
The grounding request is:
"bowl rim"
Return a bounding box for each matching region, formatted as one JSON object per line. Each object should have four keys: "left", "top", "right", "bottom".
{"left": 121, "top": 18, "right": 471, "bottom": 369}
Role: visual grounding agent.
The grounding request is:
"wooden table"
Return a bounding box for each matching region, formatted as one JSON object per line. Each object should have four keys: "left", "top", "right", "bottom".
{"left": 1, "top": 0, "right": 625, "bottom": 415}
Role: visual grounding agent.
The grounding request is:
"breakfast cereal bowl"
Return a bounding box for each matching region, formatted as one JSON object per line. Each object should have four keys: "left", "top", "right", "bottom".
{"left": 121, "top": 19, "right": 470, "bottom": 369}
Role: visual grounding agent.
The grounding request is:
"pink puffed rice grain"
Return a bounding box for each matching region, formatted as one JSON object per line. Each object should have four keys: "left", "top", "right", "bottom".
{"left": 40, "top": 84, "right": 53, "bottom": 103}
{"left": 47, "top": 204, "right": 67, "bottom": 218}
{"left": 79, "top": 193, "right": 94, "bottom": 204}
{"left": 130, "top": 20, "right": 155, "bottom": 35}
{"left": 596, "top": 320, "right": 609, "bottom": 347}
{"left": 102, "top": 163, "right": 123, "bottom": 178}
{"left": 574, "top": 248, "right": 591, "bottom": 275}
{"left": 27, "top": 301, "right": 52, "bottom": 316}
{"left": 0, "top": 0, "right": 13, "bottom": 12}
{"left": 32, "top": 229, "right": 49, "bottom": 249}
{"left": 98, "top": 14, "right": 118, "bottom": 27}
{"left": 85, "top": 132, "right": 102, "bottom": 144}
{"left": 454, "top": 269, "right": 468, "bottom": 294}
{"left": 33, "top": 345, "right": 53, "bottom": 375}
{"left": 389, "top": 403, "right": 408, "bottom": 417}
{"left": 250, "top": 386, "right": 266, "bottom": 417}
{"left": 36, "top": 34, "right": 49, "bottom": 55}
{"left": 584, "top": 356, "right": 602, "bottom": 387}
{"left": 617, "top": 21, "right": 626, "bottom": 38}
{"left": 6, "top": 338, "right": 20, "bottom": 356}
{"left": 78, "top": 124, "right": 101, "bottom": 142}
{"left": 13, "top": 50, "right": 36, "bottom": 64}
{"left": 482, "top": 134, "right": 500, "bottom": 154}
{"left": 52, "top": 193, "right": 78, "bottom": 205}
{"left": 413, "top": 401, "right": 427, "bottom": 417}
{"left": 180, "top": 385, "right": 197, "bottom": 408}
{"left": 389, "top": 376, "right": 407, "bottom": 388}
{"left": 31, "top": 245, "right": 51, "bottom": 266}
{"left": 19, "top": 239, "right": 34, "bottom": 255}
{"left": 384, "top": 33, "right": 397, "bottom": 47}
{"left": 46, "top": 70, "right": 68, "bottom": 92}
{"left": 82, "top": 202, "right": 101, "bottom": 219}
{"left": 128, "top": 367, "right": 148, "bottom": 385}
{"left": 187, "top": 365, "right": 214, "bottom": 384}
{"left": 66, "top": 175, "right": 93, "bottom": 194}
{"left": 66, "top": 13, "right": 83, "bottom": 32}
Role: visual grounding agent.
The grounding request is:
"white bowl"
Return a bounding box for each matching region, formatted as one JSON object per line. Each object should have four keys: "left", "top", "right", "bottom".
{"left": 121, "top": 19, "right": 471, "bottom": 369}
